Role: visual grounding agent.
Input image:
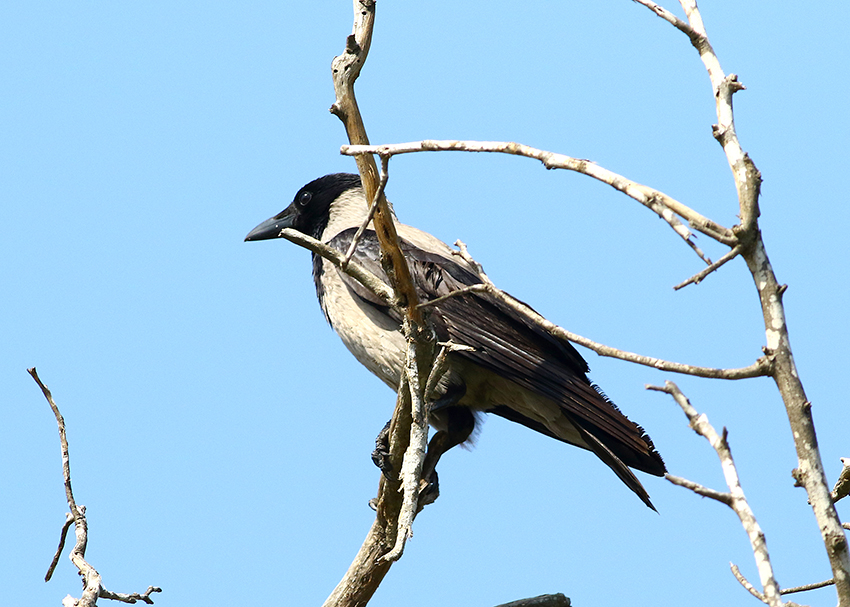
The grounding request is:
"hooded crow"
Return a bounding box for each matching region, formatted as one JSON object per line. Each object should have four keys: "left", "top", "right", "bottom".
{"left": 246, "top": 173, "right": 666, "bottom": 509}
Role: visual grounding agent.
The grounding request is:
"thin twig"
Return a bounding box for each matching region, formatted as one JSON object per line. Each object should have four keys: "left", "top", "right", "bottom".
{"left": 45, "top": 512, "right": 74, "bottom": 581}
{"left": 683, "top": 234, "right": 712, "bottom": 266}
{"left": 342, "top": 140, "right": 736, "bottom": 247}
{"left": 730, "top": 563, "right": 767, "bottom": 602}
{"left": 99, "top": 586, "right": 163, "bottom": 605}
{"left": 782, "top": 578, "right": 836, "bottom": 595}
{"left": 343, "top": 154, "right": 390, "bottom": 267}
{"left": 831, "top": 457, "right": 850, "bottom": 503}
{"left": 469, "top": 282, "right": 768, "bottom": 378}
{"left": 664, "top": 474, "right": 732, "bottom": 505}
{"left": 424, "top": 341, "right": 475, "bottom": 402}
{"left": 630, "top": 0, "right": 704, "bottom": 44}
{"left": 278, "top": 228, "right": 395, "bottom": 305}
{"left": 417, "top": 284, "right": 490, "bottom": 310}
{"left": 413, "top": 247, "right": 771, "bottom": 380}
{"left": 453, "top": 240, "right": 493, "bottom": 284}
{"left": 654, "top": 381, "right": 782, "bottom": 606}
{"left": 30, "top": 368, "right": 161, "bottom": 605}
{"left": 674, "top": 244, "right": 742, "bottom": 290}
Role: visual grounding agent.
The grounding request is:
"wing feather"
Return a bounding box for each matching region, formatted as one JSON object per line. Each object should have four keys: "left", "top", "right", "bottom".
{"left": 325, "top": 228, "right": 665, "bottom": 477}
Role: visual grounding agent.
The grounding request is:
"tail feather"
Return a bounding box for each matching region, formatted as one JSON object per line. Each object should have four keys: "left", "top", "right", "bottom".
{"left": 569, "top": 414, "right": 658, "bottom": 511}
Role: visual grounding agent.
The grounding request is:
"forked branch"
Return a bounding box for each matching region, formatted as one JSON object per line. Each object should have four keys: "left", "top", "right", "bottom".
{"left": 322, "top": 1, "right": 434, "bottom": 604}
{"left": 635, "top": 1, "right": 850, "bottom": 601}
{"left": 649, "top": 381, "right": 782, "bottom": 607}
{"left": 342, "top": 140, "right": 736, "bottom": 249}
{"left": 29, "top": 368, "right": 161, "bottom": 606}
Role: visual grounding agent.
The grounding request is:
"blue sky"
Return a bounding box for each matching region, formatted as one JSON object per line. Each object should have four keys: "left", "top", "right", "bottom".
{"left": 2, "top": 2, "right": 848, "bottom": 606}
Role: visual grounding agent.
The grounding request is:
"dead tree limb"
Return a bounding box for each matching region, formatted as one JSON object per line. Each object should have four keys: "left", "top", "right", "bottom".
{"left": 340, "top": 1, "right": 850, "bottom": 602}
{"left": 29, "top": 367, "right": 162, "bottom": 606}
{"left": 649, "top": 381, "right": 783, "bottom": 607}
{"left": 636, "top": 2, "right": 850, "bottom": 602}
{"left": 322, "top": 2, "right": 436, "bottom": 605}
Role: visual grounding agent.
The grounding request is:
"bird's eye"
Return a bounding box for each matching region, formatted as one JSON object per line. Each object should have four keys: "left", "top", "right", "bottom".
{"left": 298, "top": 191, "right": 312, "bottom": 207}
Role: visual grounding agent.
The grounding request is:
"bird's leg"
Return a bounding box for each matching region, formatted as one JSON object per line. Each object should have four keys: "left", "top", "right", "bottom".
{"left": 371, "top": 419, "right": 394, "bottom": 480}
{"left": 418, "top": 399, "right": 475, "bottom": 507}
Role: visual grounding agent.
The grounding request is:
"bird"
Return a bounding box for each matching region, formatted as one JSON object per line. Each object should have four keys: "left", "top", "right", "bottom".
{"left": 245, "top": 173, "right": 666, "bottom": 509}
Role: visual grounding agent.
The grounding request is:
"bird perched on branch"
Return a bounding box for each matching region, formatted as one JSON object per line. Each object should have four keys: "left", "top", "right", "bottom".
{"left": 245, "top": 173, "right": 666, "bottom": 509}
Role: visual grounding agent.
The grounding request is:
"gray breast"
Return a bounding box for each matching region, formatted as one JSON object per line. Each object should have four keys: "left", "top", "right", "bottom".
{"left": 318, "top": 258, "right": 406, "bottom": 390}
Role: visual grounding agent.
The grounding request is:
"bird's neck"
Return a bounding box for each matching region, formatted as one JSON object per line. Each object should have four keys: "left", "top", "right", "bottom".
{"left": 322, "top": 187, "right": 372, "bottom": 240}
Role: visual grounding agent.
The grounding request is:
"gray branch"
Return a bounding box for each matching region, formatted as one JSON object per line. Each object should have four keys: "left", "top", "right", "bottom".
{"left": 419, "top": 245, "right": 770, "bottom": 381}
{"left": 637, "top": 1, "right": 850, "bottom": 602}
{"left": 494, "top": 593, "right": 571, "bottom": 607}
{"left": 650, "top": 381, "right": 783, "bottom": 607}
{"left": 831, "top": 457, "right": 850, "bottom": 503}
{"left": 277, "top": 228, "right": 395, "bottom": 305}
{"left": 29, "top": 368, "right": 161, "bottom": 606}
{"left": 342, "top": 140, "right": 735, "bottom": 248}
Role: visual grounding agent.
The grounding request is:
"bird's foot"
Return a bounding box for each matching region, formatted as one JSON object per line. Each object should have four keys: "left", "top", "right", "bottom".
{"left": 417, "top": 469, "right": 439, "bottom": 508}
{"left": 371, "top": 419, "right": 394, "bottom": 480}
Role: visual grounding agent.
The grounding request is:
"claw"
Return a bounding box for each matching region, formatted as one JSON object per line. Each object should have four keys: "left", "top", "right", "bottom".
{"left": 371, "top": 419, "right": 394, "bottom": 479}
{"left": 417, "top": 470, "right": 439, "bottom": 508}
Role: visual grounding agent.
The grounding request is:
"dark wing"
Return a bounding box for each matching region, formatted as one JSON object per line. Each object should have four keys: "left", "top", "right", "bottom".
{"left": 325, "top": 228, "right": 665, "bottom": 479}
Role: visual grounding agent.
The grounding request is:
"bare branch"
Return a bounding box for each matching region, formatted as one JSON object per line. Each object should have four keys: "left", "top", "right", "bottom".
{"left": 654, "top": 381, "right": 782, "bottom": 606}
{"left": 382, "top": 319, "right": 432, "bottom": 562}
{"left": 331, "top": 3, "right": 425, "bottom": 325}
{"left": 732, "top": 564, "right": 834, "bottom": 603}
{"left": 45, "top": 512, "right": 74, "bottom": 581}
{"left": 424, "top": 342, "right": 473, "bottom": 401}
{"left": 635, "top": 4, "right": 850, "bottom": 595}
{"left": 677, "top": 2, "right": 751, "bottom": 203}
{"left": 99, "top": 586, "right": 163, "bottom": 605}
{"left": 30, "top": 368, "right": 160, "bottom": 605}
{"left": 831, "top": 458, "right": 850, "bottom": 503}
{"left": 743, "top": 236, "right": 850, "bottom": 604}
{"left": 342, "top": 140, "right": 736, "bottom": 247}
{"left": 416, "top": 284, "right": 490, "bottom": 310}
{"left": 277, "top": 228, "right": 395, "bottom": 305}
{"left": 29, "top": 368, "right": 80, "bottom": 517}
{"left": 631, "top": 0, "right": 703, "bottom": 43}
{"left": 494, "top": 593, "right": 571, "bottom": 607}
{"left": 782, "top": 578, "right": 836, "bottom": 596}
{"left": 343, "top": 154, "right": 390, "bottom": 268}
{"left": 663, "top": 473, "right": 732, "bottom": 505}
{"left": 453, "top": 239, "right": 493, "bottom": 284}
{"left": 638, "top": 0, "right": 758, "bottom": 235}
{"left": 323, "top": 1, "right": 438, "bottom": 603}
{"left": 437, "top": 281, "right": 768, "bottom": 378}
{"left": 418, "top": 247, "right": 770, "bottom": 380}
{"left": 730, "top": 563, "right": 767, "bottom": 603}
{"left": 673, "top": 244, "right": 742, "bottom": 290}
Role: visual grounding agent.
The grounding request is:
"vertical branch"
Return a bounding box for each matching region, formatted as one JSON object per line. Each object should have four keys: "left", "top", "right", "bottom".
{"left": 381, "top": 318, "right": 433, "bottom": 562}
{"left": 321, "top": 372, "right": 411, "bottom": 607}
{"left": 329, "top": 0, "right": 424, "bottom": 324}
{"left": 29, "top": 368, "right": 82, "bottom": 523}
{"left": 638, "top": 1, "right": 850, "bottom": 601}
{"left": 323, "top": 3, "right": 435, "bottom": 605}
{"left": 744, "top": 238, "right": 850, "bottom": 603}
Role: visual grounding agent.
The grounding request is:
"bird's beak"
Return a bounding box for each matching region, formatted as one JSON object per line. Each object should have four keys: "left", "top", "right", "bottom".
{"left": 244, "top": 207, "right": 296, "bottom": 242}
